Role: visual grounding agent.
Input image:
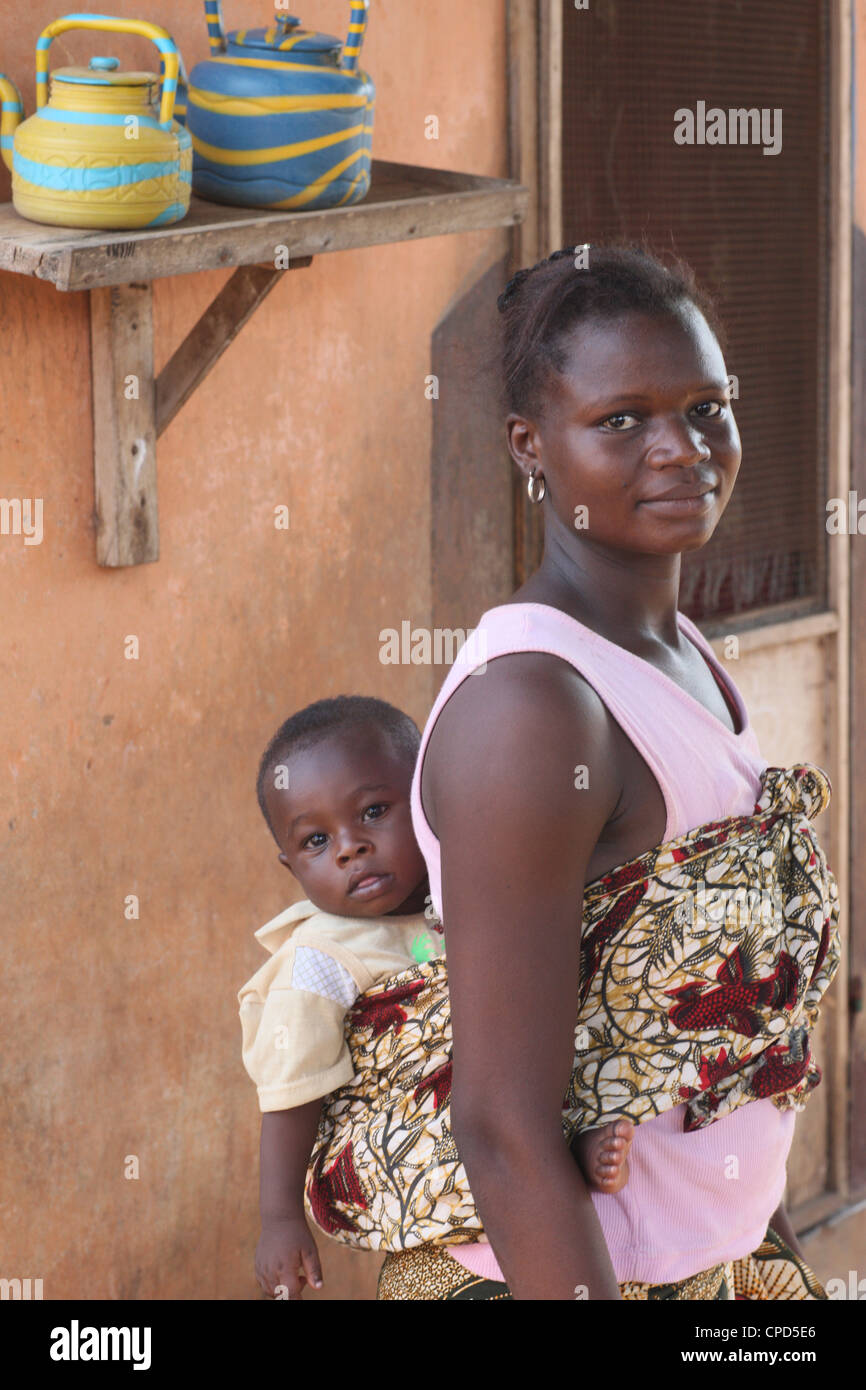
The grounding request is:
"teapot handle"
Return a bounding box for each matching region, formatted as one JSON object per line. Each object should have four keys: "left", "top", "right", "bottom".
{"left": 204, "top": 1, "right": 228, "bottom": 56}
{"left": 35, "top": 14, "right": 182, "bottom": 128}
{"left": 340, "top": 0, "right": 370, "bottom": 74}
{"left": 0, "top": 73, "right": 23, "bottom": 173}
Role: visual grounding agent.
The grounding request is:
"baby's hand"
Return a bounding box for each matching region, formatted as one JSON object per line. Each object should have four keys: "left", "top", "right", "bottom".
{"left": 255, "top": 1215, "right": 323, "bottom": 1299}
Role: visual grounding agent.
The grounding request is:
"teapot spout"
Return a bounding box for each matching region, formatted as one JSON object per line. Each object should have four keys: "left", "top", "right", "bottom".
{"left": 204, "top": 0, "right": 228, "bottom": 56}
{"left": 0, "top": 73, "right": 23, "bottom": 172}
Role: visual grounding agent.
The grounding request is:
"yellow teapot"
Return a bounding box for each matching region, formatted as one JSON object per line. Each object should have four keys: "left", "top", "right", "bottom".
{"left": 0, "top": 12, "right": 191, "bottom": 229}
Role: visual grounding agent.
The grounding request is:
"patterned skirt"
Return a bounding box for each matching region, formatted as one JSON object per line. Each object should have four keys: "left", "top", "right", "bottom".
{"left": 376, "top": 1226, "right": 828, "bottom": 1301}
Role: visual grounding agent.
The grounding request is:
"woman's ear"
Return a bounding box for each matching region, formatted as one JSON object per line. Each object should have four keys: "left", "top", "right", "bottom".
{"left": 506, "top": 412, "right": 542, "bottom": 476}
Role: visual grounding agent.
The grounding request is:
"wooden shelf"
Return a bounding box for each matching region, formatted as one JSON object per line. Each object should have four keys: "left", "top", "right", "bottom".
{"left": 0, "top": 160, "right": 528, "bottom": 291}
{"left": 0, "top": 161, "right": 527, "bottom": 568}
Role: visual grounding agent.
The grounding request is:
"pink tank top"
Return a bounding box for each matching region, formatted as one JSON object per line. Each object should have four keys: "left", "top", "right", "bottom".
{"left": 410, "top": 601, "right": 794, "bottom": 1285}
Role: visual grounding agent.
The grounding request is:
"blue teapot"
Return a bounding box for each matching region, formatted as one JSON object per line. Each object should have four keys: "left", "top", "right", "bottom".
{"left": 185, "top": 1, "right": 373, "bottom": 209}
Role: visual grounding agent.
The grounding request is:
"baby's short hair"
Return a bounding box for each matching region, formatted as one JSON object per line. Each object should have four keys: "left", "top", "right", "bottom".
{"left": 256, "top": 694, "right": 422, "bottom": 848}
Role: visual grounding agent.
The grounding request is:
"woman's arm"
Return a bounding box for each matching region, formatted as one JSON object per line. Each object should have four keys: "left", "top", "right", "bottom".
{"left": 768, "top": 1199, "right": 805, "bottom": 1259}
{"left": 427, "top": 651, "right": 625, "bottom": 1300}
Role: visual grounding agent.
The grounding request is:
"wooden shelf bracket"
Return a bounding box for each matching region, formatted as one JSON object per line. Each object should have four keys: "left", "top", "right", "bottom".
{"left": 0, "top": 161, "right": 528, "bottom": 566}
{"left": 88, "top": 258, "right": 312, "bottom": 567}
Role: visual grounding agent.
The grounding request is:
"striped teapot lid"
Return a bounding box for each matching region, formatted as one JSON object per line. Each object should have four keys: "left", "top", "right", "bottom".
{"left": 228, "top": 15, "right": 341, "bottom": 56}
{"left": 53, "top": 57, "right": 155, "bottom": 87}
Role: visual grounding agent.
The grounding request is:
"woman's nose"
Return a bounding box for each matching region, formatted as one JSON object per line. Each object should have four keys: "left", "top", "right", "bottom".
{"left": 646, "top": 418, "right": 711, "bottom": 468}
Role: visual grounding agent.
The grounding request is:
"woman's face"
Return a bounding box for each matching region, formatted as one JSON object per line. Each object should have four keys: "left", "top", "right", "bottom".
{"left": 507, "top": 305, "right": 741, "bottom": 555}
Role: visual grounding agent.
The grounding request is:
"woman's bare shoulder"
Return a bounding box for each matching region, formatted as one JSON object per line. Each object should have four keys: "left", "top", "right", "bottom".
{"left": 429, "top": 648, "right": 611, "bottom": 749}
{"left": 423, "top": 649, "right": 622, "bottom": 828}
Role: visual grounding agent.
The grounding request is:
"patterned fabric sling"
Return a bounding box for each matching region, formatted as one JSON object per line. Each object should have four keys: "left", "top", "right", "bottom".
{"left": 304, "top": 763, "right": 841, "bottom": 1252}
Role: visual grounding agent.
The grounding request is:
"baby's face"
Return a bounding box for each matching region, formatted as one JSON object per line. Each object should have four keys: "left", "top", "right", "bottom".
{"left": 265, "top": 728, "right": 429, "bottom": 918}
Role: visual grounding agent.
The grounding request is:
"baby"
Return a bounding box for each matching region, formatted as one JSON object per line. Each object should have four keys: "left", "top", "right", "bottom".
{"left": 241, "top": 694, "right": 633, "bottom": 1299}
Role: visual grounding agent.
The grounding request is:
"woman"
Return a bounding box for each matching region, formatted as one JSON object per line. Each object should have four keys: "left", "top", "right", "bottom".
{"left": 373, "top": 245, "right": 832, "bottom": 1299}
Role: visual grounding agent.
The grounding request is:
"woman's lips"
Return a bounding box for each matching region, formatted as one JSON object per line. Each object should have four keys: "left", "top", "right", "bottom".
{"left": 639, "top": 488, "right": 718, "bottom": 516}
{"left": 349, "top": 872, "right": 392, "bottom": 899}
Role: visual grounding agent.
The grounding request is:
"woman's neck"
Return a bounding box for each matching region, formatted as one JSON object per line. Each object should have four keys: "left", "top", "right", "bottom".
{"left": 513, "top": 524, "right": 684, "bottom": 655}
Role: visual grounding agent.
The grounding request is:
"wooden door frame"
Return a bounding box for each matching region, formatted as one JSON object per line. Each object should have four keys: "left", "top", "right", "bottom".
{"left": 793, "top": 0, "right": 855, "bottom": 1228}
{"left": 848, "top": 0, "right": 866, "bottom": 1197}
{"left": 822, "top": 0, "right": 854, "bottom": 1214}
{"left": 507, "top": 0, "right": 564, "bottom": 582}
{"left": 510, "top": 0, "right": 857, "bottom": 1219}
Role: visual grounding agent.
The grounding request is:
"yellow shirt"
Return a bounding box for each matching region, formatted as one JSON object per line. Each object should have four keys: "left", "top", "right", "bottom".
{"left": 238, "top": 899, "right": 444, "bottom": 1112}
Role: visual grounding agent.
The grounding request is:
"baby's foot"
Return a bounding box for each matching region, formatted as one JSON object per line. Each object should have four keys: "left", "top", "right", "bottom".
{"left": 573, "top": 1119, "right": 634, "bottom": 1193}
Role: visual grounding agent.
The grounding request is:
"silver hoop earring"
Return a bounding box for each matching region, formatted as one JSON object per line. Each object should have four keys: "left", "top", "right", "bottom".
{"left": 527, "top": 467, "right": 546, "bottom": 504}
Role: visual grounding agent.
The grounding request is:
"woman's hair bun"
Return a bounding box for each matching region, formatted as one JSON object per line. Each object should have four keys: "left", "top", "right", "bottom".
{"left": 497, "top": 246, "right": 589, "bottom": 314}
{"left": 498, "top": 241, "right": 725, "bottom": 417}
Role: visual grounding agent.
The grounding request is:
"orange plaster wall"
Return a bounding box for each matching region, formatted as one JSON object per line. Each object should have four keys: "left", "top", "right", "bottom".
{"left": 0, "top": 0, "right": 508, "bottom": 1299}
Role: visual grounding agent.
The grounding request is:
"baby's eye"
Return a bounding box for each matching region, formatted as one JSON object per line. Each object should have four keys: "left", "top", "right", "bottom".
{"left": 693, "top": 400, "right": 726, "bottom": 418}
{"left": 301, "top": 831, "right": 327, "bottom": 850}
{"left": 363, "top": 803, "right": 389, "bottom": 821}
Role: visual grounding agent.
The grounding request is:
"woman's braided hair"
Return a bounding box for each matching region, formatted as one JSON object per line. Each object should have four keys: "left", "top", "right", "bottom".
{"left": 497, "top": 241, "right": 727, "bottom": 419}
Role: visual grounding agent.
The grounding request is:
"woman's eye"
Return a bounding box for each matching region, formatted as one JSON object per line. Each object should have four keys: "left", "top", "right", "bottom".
{"left": 601, "top": 401, "right": 726, "bottom": 430}
{"left": 363, "top": 803, "right": 388, "bottom": 821}
{"left": 601, "top": 413, "right": 639, "bottom": 431}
